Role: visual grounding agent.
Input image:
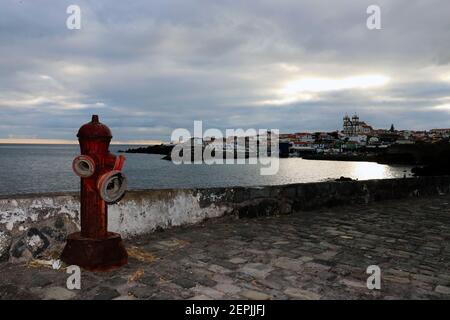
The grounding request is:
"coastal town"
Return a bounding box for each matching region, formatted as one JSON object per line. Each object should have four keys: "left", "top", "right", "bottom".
{"left": 279, "top": 114, "right": 450, "bottom": 157}
{"left": 124, "top": 114, "right": 450, "bottom": 166}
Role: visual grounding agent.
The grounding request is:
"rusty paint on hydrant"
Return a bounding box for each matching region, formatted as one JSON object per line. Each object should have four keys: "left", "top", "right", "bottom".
{"left": 60, "top": 115, "right": 128, "bottom": 271}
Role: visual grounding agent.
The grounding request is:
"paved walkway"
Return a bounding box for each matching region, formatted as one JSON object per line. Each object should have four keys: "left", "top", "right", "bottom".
{"left": 1, "top": 195, "right": 450, "bottom": 300}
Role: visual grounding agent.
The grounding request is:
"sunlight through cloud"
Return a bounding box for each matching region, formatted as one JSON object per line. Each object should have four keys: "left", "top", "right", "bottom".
{"left": 282, "top": 75, "right": 390, "bottom": 94}
{"left": 264, "top": 75, "right": 390, "bottom": 105}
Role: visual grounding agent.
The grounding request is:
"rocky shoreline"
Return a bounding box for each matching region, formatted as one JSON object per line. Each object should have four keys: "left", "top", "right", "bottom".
{"left": 119, "top": 144, "right": 173, "bottom": 156}
{"left": 120, "top": 142, "right": 450, "bottom": 177}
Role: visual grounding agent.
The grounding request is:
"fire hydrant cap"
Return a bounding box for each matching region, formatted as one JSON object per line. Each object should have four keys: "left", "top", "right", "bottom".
{"left": 77, "top": 115, "right": 113, "bottom": 139}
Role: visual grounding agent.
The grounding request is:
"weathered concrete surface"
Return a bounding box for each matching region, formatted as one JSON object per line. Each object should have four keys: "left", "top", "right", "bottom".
{"left": 1, "top": 195, "right": 449, "bottom": 300}
{"left": 1, "top": 176, "right": 450, "bottom": 262}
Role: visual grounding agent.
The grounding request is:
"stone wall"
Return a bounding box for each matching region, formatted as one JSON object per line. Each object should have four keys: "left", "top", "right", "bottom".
{"left": 1, "top": 176, "right": 450, "bottom": 262}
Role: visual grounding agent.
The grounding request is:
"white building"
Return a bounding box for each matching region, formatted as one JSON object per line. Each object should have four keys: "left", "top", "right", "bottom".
{"left": 343, "top": 114, "right": 373, "bottom": 136}
{"left": 348, "top": 135, "right": 368, "bottom": 146}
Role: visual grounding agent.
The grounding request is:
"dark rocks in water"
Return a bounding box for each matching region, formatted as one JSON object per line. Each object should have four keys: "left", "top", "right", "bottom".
{"left": 304, "top": 141, "right": 450, "bottom": 166}
{"left": 335, "top": 176, "right": 353, "bottom": 182}
{"left": 126, "top": 143, "right": 279, "bottom": 161}
{"left": 412, "top": 165, "right": 450, "bottom": 176}
{"left": 123, "top": 144, "right": 174, "bottom": 155}
{"left": 411, "top": 142, "right": 450, "bottom": 176}
{"left": 162, "top": 147, "right": 254, "bottom": 162}
{"left": 384, "top": 140, "right": 450, "bottom": 165}
{"left": 375, "top": 152, "right": 417, "bottom": 165}
{"left": 303, "top": 153, "right": 377, "bottom": 162}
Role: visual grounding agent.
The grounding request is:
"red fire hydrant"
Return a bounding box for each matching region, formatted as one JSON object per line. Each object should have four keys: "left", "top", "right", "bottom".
{"left": 61, "top": 115, "right": 128, "bottom": 271}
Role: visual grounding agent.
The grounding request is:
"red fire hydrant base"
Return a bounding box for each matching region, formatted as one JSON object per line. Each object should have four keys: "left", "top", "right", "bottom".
{"left": 60, "top": 232, "right": 128, "bottom": 272}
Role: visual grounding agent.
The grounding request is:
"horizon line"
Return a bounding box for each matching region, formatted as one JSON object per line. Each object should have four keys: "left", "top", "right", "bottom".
{"left": 0, "top": 138, "right": 165, "bottom": 145}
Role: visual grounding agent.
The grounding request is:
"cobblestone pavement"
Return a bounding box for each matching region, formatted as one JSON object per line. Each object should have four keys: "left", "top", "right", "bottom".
{"left": 1, "top": 195, "right": 450, "bottom": 300}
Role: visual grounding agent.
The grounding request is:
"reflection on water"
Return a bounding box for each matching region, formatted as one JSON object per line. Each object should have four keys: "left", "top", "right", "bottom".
{"left": 351, "top": 162, "right": 395, "bottom": 180}
{"left": 0, "top": 144, "right": 413, "bottom": 195}
{"left": 273, "top": 158, "right": 411, "bottom": 186}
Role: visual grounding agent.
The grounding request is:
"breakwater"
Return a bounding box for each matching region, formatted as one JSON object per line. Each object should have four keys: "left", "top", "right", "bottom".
{"left": 1, "top": 176, "right": 450, "bottom": 262}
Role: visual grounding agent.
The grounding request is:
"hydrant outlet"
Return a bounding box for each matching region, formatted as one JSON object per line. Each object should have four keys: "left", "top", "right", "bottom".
{"left": 72, "top": 155, "right": 96, "bottom": 178}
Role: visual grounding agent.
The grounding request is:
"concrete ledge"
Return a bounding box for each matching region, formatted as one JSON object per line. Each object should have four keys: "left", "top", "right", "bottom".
{"left": 1, "top": 176, "right": 450, "bottom": 262}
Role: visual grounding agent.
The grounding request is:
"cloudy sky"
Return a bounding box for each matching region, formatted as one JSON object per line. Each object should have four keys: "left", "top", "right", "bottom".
{"left": 1, "top": 0, "right": 450, "bottom": 142}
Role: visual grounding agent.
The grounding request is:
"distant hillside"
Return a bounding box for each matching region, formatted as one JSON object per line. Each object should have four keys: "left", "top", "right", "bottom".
{"left": 119, "top": 144, "right": 173, "bottom": 155}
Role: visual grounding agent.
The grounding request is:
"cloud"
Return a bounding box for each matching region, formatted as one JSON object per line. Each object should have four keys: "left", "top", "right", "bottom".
{"left": 1, "top": 0, "right": 450, "bottom": 141}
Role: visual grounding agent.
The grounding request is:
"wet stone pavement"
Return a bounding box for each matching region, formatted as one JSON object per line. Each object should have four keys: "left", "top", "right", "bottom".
{"left": 1, "top": 195, "right": 450, "bottom": 300}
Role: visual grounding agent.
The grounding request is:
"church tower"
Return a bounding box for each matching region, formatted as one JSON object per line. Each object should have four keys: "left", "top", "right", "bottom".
{"left": 343, "top": 114, "right": 351, "bottom": 135}
{"left": 351, "top": 114, "right": 360, "bottom": 135}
